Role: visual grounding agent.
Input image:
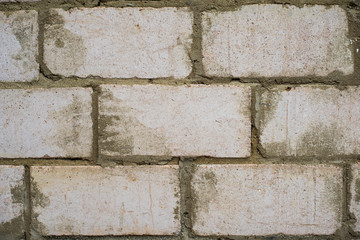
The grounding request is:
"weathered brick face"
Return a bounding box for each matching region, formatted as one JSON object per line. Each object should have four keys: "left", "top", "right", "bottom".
{"left": 31, "top": 165, "right": 180, "bottom": 235}
{"left": 202, "top": 5, "right": 353, "bottom": 77}
{"left": 0, "top": 166, "right": 25, "bottom": 239}
{"left": 99, "top": 84, "right": 251, "bottom": 158}
{"left": 0, "top": 10, "right": 38, "bottom": 82}
{"left": 0, "top": 88, "right": 93, "bottom": 158}
{"left": 43, "top": 7, "right": 193, "bottom": 78}
{"left": 192, "top": 164, "right": 343, "bottom": 235}
{"left": 0, "top": 1, "right": 358, "bottom": 239}
{"left": 257, "top": 86, "right": 360, "bottom": 157}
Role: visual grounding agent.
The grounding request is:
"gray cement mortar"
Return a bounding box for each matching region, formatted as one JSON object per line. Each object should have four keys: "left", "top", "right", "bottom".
{"left": 0, "top": 0, "right": 359, "bottom": 239}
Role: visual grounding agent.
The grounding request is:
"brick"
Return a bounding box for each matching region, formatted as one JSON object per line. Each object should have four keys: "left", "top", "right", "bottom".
{"left": 257, "top": 86, "right": 360, "bottom": 157}
{"left": 31, "top": 165, "right": 180, "bottom": 236}
{"left": 0, "top": 166, "right": 25, "bottom": 239}
{"left": 0, "top": 10, "right": 39, "bottom": 82}
{"left": 350, "top": 163, "right": 360, "bottom": 232}
{"left": 192, "top": 164, "right": 343, "bottom": 235}
{"left": 0, "top": 88, "right": 93, "bottom": 158}
{"left": 99, "top": 84, "right": 251, "bottom": 158}
{"left": 202, "top": 5, "right": 353, "bottom": 77}
{"left": 43, "top": 7, "right": 193, "bottom": 78}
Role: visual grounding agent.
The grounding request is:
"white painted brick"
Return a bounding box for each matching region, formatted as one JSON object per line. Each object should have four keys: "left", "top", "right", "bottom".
{"left": 99, "top": 84, "right": 251, "bottom": 158}
{"left": 0, "top": 166, "right": 24, "bottom": 237}
{"left": 192, "top": 164, "right": 343, "bottom": 235}
{"left": 0, "top": 88, "right": 93, "bottom": 158}
{"left": 202, "top": 5, "right": 353, "bottom": 77}
{"left": 0, "top": 10, "right": 39, "bottom": 82}
{"left": 257, "top": 86, "right": 360, "bottom": 157}
{"left": 31, "top": 165, "right": 180, "bottom": 235}
{"left": 350, "top": 163, "right": 360, "bottom": 232}
{"left": 44, "top": 7, "right": 193, "bottom": 78}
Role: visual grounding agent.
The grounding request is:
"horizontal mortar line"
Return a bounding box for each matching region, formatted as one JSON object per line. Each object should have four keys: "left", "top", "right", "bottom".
{"left": 0, "top": 159, "right": 178, "bottom": 165}
{"left": 1, "top": 156, "right": 360, "bottom": 165}
{"left": 191, "top": 156, "right": 360, "bottom": 163}
{"left": 186, "top": 234, "right": 342, "bottom": 239}
{"left": 0, "top": 162, "right": 95, "bottom": 167}
{"left": 120, "top": 154, "right": 360, "bottom": 161}
{"left": 100, "top": 155, "right": 360, "bottom": 164}
{"left": 0, "top": 80, "right": 359, "bottom": 89}
{"left": 11, "top": 71, "right": 360, "bottom": 79}
{"left": 99, "top": 157, "right": 177, "bottom": 161}
{"left": 1, "top": 154, "right": 360, "bottom": 161}
{"left": 0, "top": 1, "right": 354, "bottom": 11}
{"left": 39, "top": 233, "right": 340, "bottom": 240}
{"left": 0, "top": 79, "right": 192, "bottom": 87}
{"left": 42, "top": 236, "right": 181, "bottom": 240}
{"left": 0, "top": 157, "right": 93, "bottom": 162}
{"left": 26, "top": 72, "right": 360, "bottom": 82}
{"left": 192, "top": 160, "right": 360, "bottom": 166}
{"left": 98, "top": 2, "right": 354, "bottom": 9}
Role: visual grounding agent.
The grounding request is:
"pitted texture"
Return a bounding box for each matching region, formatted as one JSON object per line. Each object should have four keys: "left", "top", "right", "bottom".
{"left": 202, "top": 5, "right": 353, "bottom": 77}
{"left": 192, "top": 164, "right": 343, "bottom": 235}
{"left": 99, "top": 84, "right": 251, "bottom": 158}
{"left": 31, "top": 165, "right": 180, "bottom": 235}
{"left": 0, "top": 10, "right": 38, "bottom": 82}
{"left": 43, "top": 7, "right": 193, "bottom": 78}
{"left": 0, "top": 88, "right": 93, "bottom": 158}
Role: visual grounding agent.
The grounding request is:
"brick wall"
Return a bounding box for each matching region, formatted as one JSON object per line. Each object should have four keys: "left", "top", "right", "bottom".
{"left": 0, "top": 0, "right": 359, "bottom": 239}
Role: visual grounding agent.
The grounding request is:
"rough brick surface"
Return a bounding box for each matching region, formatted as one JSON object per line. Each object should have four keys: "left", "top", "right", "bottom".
{"left": 192, "top": 164, "right": 343, "bottom": 235}
{"left": 0, "top": 166, "right": 25, "bottom": 239}
{"left": 99, "top": 84, "right": 251, "bottom": 158}
{"left": 0, "top": 88, "right": 93, "bottom": 158}
{"left": 350, "top": 163, "right": 360, "bottom": 232}
{"left": 202, "top": 5, "right": 353, "bottom": 77}
{"left": 0, "top": 10, "right": 38, "bottom": 82}
{"left": 257, "top": 86, "right": 360, "bottom": 157}
{"left": 31, "top": 165, "right": 180, "bottom": 236}
{"left": 43, "top": 7, "right": 193, "bottom": 78}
